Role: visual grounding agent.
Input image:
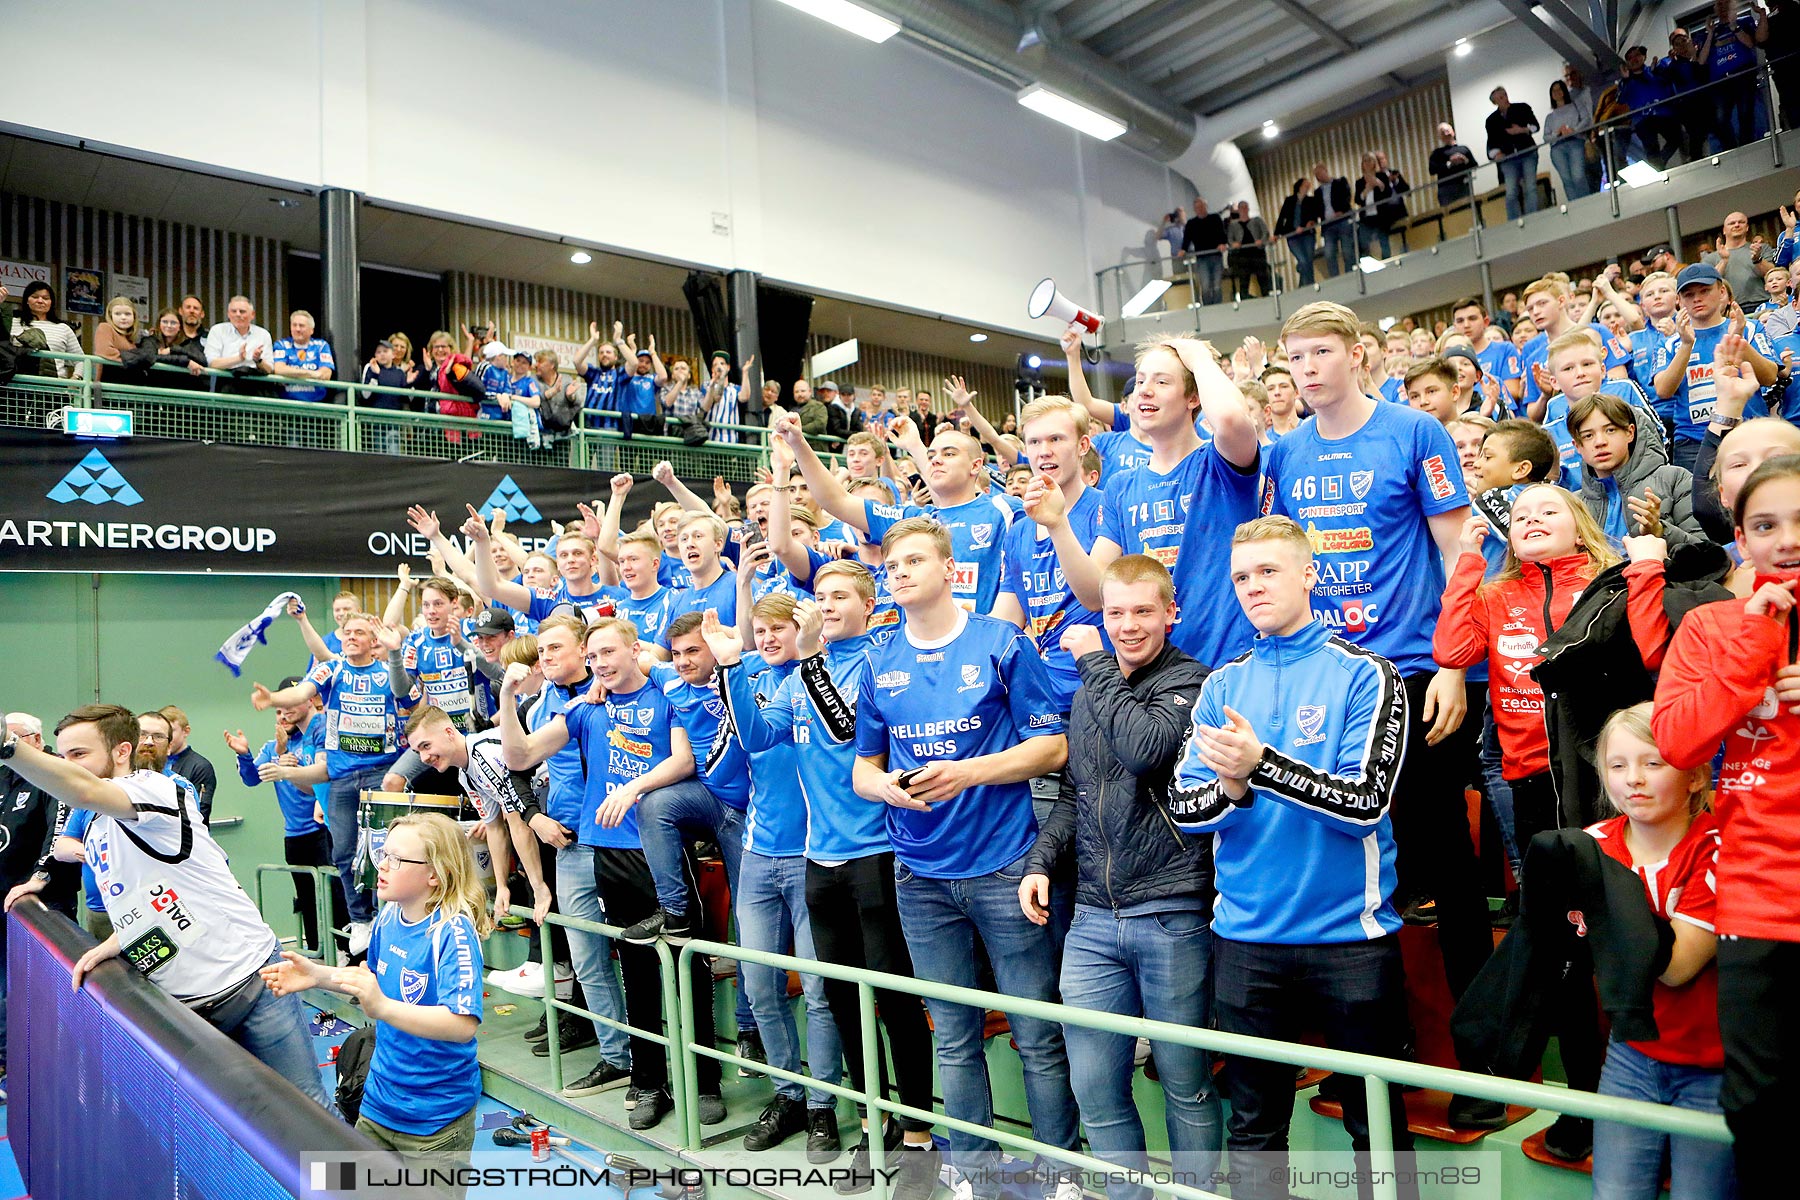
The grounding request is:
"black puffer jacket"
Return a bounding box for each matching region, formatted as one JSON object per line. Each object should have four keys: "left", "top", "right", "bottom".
{"left": 1023, "top": 643, "right": 1212, "bottom": 914}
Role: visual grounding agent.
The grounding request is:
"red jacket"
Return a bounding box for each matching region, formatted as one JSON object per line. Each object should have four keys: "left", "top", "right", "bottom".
{"left": 1435, "top": 552, "right": 1668, "bottom": 780}
{"left": 1653, "top": 584, "right": 1800, "bottom": 941}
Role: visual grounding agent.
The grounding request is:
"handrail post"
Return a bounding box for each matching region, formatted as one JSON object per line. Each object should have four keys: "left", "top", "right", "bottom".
{"left": 1606, "top": 127, "right": 1622, "bottom": 219}
{"left": 861, "top": 982, "right": 889, "bottom": 1200}
{"left": 672, "top": 943, "right": 699, "bottom": 1150}
{"left": 543, "top": 919, "right": 565, "bottom": 1091}
{"left": 1364, "top": 1072, "right": 1398, "bottom": 1200}
{"left": 1767, "top": 64, "right": 1786, "bottom": 167}
{"left": 344, "top": 381, "right": 360, "bottom": 454}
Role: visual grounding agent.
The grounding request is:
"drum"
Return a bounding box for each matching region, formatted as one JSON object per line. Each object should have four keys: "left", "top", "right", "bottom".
{"left": 356, "top": 791, "right": 495, "bottom": 895}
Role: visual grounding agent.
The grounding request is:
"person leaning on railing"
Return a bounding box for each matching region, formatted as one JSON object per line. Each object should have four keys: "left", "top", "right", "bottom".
{"left": 118, "top": 307, "right": 209, "bottom": 389}
{"left": 6, "top": 281, "right": 85, "bottom": 379}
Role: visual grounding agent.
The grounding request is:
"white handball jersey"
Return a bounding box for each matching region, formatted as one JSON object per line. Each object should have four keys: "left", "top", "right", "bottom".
{"left": 86, "top": 771, "right": 278, "bottom": 999}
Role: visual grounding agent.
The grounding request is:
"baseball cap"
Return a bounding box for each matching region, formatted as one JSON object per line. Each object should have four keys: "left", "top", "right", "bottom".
{"left": 1675, "top": 263, "right": 1723, "bottom": 291}
{"left": 1440, "top": 345, "right": 1481, "bottom": 372}
{"left": 471, "top": 609, "right": 515, "bottom": 636}
{"left": 482, "top": 341, "right": 513, "bottom": 359}
{"left": 1644, "top": 243, "right": 1673, "bottom": 261}
{"left": 636, "top": 349, "right": 652, "bottom": 359}
{"left": 278, "top": 675, "right": 304, "bottom": 691}
{"left": 818, "top": 380, "right": 840, "bottom": 394}
{"left": 709, "top": 349, "right": 732, "bottom": 363}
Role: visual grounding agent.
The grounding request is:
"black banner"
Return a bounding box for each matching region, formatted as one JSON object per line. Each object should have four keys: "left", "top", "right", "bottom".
{"left": 0, "top": 429, "right": 724, "bottom": 576}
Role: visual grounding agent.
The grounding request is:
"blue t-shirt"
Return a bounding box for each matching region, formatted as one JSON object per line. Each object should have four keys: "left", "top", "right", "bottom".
{"left": 1654, "top": 319, "right": 1778, "bottom": 442}
{"left": 1377, "top": 376, "right": 1407, "bottom": 404}
{"left": 734, "top": 655, "right": 807, "bottom": 857}
{"left": 1521, "top": 323, "right": 1628, "bottom": 412}
{"left": 526, "top": 676, "right": 590, "bottom": 831}
{"left": 1627, "top": 326, "right": 1672, "bottom": 413}
{"left": 658, "top": 552, "right": 695, "bottom": 590}
{"left": 1707, "top": 14, "right": 1759, "bottom": 74}
{"left": 1262, "top": 401, "right": 1469, "bottom": 674}
{"left": 621, "top": 372, "right": 659, "bottom": 416}
{"left": 647, "top": 663, "right": 749, "bottom": 809}
{"left": 1773, "top": 332, "right": 1800, "bottom": 418}
{"left": 1476, "top": 338, "right": 1522, "bottom": 389}
{"left": 238, "top": 727, "right": 327, "bottom": 839}
{"left": 562, "top": 682, "right": 674, "bottom": 848}
{"left": 863, "top": 493, "right": 1018, "bottom": 614}
{"left": 1001, "top": 485, "right": 1104, "bottom": 711}
{"left": 671, "top": 568, "right": 738, "bottom": 627}
{"left": 1091, "top": 429, "right": 1154, "bottom": 476}
{"left": 854, "top": 612, "right": 1065, "bottom": 878}
{"left": 478, "top": 362, "right": 510, "bottom": 421}
{"left": 360, "top": 905, "right": 482, "bottom": 1135}
{"left": 270, "top": 337, "right": 335, "bottom": 403}
{"left": 62, "top": 808, "right": 104, "bottom": 912}
{"left": 607, "top": 585, "right": 680, "bottom": 649}
{"left": 306, "top": 658, "right": 404, "bottom": 776}
{"left": 402, "top": 628, "right": 474, "bottom": 733}
{"left": 524, "top": 581, "right": 615, "bottom": 626}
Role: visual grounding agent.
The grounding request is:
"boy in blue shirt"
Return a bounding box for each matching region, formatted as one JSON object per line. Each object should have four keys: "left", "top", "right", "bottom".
{"left": 852, "top": 516, "right": 1077, "bottom": 1200}
{"left": 1168, "top": 515, "right": 1414, "bottom": 1200}
{"left": 1653, "top": 263, "right": 1781, "bottom": 472}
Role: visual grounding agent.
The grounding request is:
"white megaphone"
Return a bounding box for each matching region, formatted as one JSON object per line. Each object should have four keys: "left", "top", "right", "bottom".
{"left": 1027, "top": 278, "right": 1101, "bottom": 334}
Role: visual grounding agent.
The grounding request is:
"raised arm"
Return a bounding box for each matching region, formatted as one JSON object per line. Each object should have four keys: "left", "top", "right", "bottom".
{"left": 455, "top": 507, "right": 533, "bottom": 611}
{"left": 1174, "top": 336, "right": 1258, "bottom": 469}
{"left": 649, "top": 461, "right": 712, "bottom": 514}
{"left": 0, "top": 739, "right": 141, "bottom": 821}
{"left": 497, "top": 664, "right": 570, "bottom": 769}
{"left": 771, "top": 408, "right": 871, "bottom": 533}
{"left": 289, "top": 599, "right": 336, "bottom": 663}
{"left": 766, "top": 441, "right": 816, "bottom": 581}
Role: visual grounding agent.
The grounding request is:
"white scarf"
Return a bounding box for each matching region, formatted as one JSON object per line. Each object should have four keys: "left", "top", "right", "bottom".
{"left": 216, "top": 592, "right": 300, "bottom": 676}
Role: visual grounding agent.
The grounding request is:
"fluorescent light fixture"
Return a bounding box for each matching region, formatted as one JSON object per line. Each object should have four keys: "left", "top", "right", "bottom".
{"left": 1358, "top": 256, "right": 1387, "bottom": 273}
{"left": 1618, "top": 159, "right": 1668, "bottom": 188}
{"left": 569, "top": 251, "right": 593, "bottom": 264}
{"left": 1017, "top": 85, "right": 1127, "bottom": 141}
{"left": 1378, "top": 316, "right": 1399, "bottom": 331}
{"left": 1262, "top": 121, "right": 1280, "bottom": 139}
{"left": 1120, "top": 278, "right": 1172, "bottom": 317}
{"left": 769, "top": 0, "right": 899, "bottom": 43}
{"left": 969, "top": 332, "right": 989, "bottom": 343}
{"left": 1454, "top": 37, "right": 1472, "bottom": 56}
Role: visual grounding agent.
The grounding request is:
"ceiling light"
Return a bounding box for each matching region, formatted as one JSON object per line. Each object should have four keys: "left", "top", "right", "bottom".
{"left": 1261, "top": 120, "right": 1280, "bottom": 140}
{"left": 769, "top": 0, "right": 900, "bottom": 43}
{"left": 1454, "top": 38, "right": 1472, "bottom": 56}
{"left": 969, "top": 333, "right": 989, "bottom": 343}
{"left": 1378, "top": 316, "right": 1399, "bottom": 331}
{"left": 1359, "top": 256, "right": 1386, "bottom": 273}
{"left": 1618, "top": 160, "right": 1667, "bottom": 188}
{"left": 1120, "top": 278, "right": 1172, "bottom": 317}
{"left": 1017, "top": 85, "right": 1127, "bottom": 141}
{"left": 1026, "top": 354, "right": 1043, "bottom": 370}
{"left": 569, "top": 251, "right": 593, "bottom": 265}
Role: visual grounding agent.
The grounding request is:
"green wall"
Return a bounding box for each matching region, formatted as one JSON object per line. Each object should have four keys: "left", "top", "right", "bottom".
{"left": 2, "top": 571, "right": 348, "bottom": 907}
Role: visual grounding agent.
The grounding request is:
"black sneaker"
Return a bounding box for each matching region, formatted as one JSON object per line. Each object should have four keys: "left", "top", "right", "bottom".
{"left": 698, "top": 1091, "right": 728, "bottom": 1126}
{"left": 1542, "top": 1114, "right": 1593, "bottom": 1162}
{"left": 743, "top": 1095, "right": 808, "bottom": 1151}
{"left": 737, "top": 1029, "right": 767, "bottom": 1077}
{"left": 525, "top": 1012, "right": 550, "bottom": 1043}
{"left": 1446, "top": 1093, "right": 1508, "bottom": 1130}
{"left": 628, "top": 1088, "right": 673, "bottom": 1131}
{"left": 533, "top": 1016, "right": 598, "bottom": 1057}
{"left": 620, "top": 911, "right": 666, "bottom": 945}
{"left": 894, "top": 1142, "right": 942, "bottom": 1200}
{"left": 807, "top": 1108, "right": 843, "bottom": 1164}
{"left": 662, "top": 909, "right": 695, "bottom": 945}
{"left": 623, "top": 1085, "right": 647, "bottom": 1112}
{"left": 836, "top": 1123, "right": 905, "bottom": 1195}
{"left": 562, "top": 1060, "right": 631, "bottom": 1097}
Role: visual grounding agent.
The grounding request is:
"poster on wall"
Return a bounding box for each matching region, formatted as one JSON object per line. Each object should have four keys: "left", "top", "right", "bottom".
{"left": 111, "top": 273, "right": 152, "bottom": 324}
{"left": 0, "top": 427, "right": 729, "bottom": 576}
{"left": 0, "top": 259, "right": 54, "bottom": 298}
{"left": 63, "top": 267, "right": 104, "bottom": 316}
{"left": 510, "top": 333, "right": 586, "bottom": 371}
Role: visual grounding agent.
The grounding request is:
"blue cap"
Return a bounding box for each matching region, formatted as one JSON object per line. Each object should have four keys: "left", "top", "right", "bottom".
{"left": 1675, "top": 262, "right": 1723, "bottom": 291}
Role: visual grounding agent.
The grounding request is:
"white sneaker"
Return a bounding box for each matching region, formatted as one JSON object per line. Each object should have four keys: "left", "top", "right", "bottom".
{"left": 348, "top": 921, "right": 372, "bottom": 957}
{"left": 951, "top": 1177, "right": 974, "bottom": 1200}
{"left": 1133, "top": 1036, "right": 1152, "bottom": 1067}
{"left": 489, "top": 961, "right": 545, "bottom": 996}
{"left": 548, "top": 962, "right": 574, "bottom": 1000}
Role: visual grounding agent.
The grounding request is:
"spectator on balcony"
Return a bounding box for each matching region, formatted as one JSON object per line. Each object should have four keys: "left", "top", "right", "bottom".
{"left": 422, "top": 328, "right": 482, "bottom": 434}
{"left": 8, "top": 281, "right": 84, "bottom": 378}
{"left": 1660, "top": 27, "right": 1714, "bottom": 161}
{"left": 574, "top": 319, "right": 632, "bottom": 431}
{"left": 1429, "top": 123, "right": 1478, "bottom": 207}
{"left": 1227, "top": 202, "right": 1273, "bottom": 298}
{"left": 709, "top": 351, "right": 745, "bottom": 444}
{"left": 1696, "top": 0, "right": 1764, "bottom": 149}
{"left": 121, "top": 307, "right": 207, "bottom": 388}
{"left": 621, "top": 339, "right": 668, "bottom": 438}
{"left": 1766, "top": 0, "right": 1800, "bottom": 129}
{"left": 1616, "top": 46, "right": 1683, "bottom": 171}
{"left": 1160, "top": 207, "right": 1186, "bottom": 263}
{"left": 177, "top": 293, "right": 207, "bottom": 344}
{"left": 1274, "top": 177, "right": 1322, "bottom": 288}
{"left": 267, "top": 310, "right": 336, "bottom": 404}
{"left": 1182, "top": 199, "right": 1228, "bottom": 305}
{"left": 662, "top": 357, "right": 708, "bottom": 435}
{"left": 1543, "top": 80, "right": 1596, "bottom": 202}
{"left": 203, "top": 295, "right": 275, "bottom": 396}
{"left": 820, "top": 379, "right": 854, "bottom": 444}
{"left": 1311, "top": 163, "right": 1356, "bottom": 278}
{"left": 91, "top": 295, "right": 140, "bottom": 377}
{"left": 793, "top": 378, "right": 827, "bottom": 441}
{"left": 1354, "top": 153, "right": 1399, "bottom": 261}
{"left": 1375, "top": 152, "right": 1411, "bottom": 229}
{"left": 1486, "top": 87, "right": 1541, "bottom": 220}
{"left": 359, "top": 339, "right": 409, "bottom": 406}
{"left": 530, "top": 349, "right": 585, "bottom": 442}
{"left": 1702, "top": 211, "right": 1773, "bottom": 306}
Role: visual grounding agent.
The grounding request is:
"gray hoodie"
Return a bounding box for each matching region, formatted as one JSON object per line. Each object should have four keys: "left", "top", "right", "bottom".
{"left": 1576, "top": 411, "right": 1704, "bottom": 546}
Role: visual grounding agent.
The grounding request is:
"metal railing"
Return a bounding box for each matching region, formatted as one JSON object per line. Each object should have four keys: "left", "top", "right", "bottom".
{"left": 253, "top": 863, "right": 339, "bottom": 966}
{"left": 1100, "top": 53, "right": 1795, "bottom": 325}
{"left": 448, "top": 904, "right": 1734, "bottom": 1200}
{"left": 2, "top": 351, "right": 855, "bottom": 482}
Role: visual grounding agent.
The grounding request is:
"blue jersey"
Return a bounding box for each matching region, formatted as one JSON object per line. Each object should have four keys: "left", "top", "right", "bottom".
{"left": 606, "top": 585, "right": 679, "bottom": 649}
{"left": 360, "top": 905, "right": 483, "bottom": 1135}
{"left": 658, "top": 552, "right": 694, "bottom": 590}
{"left": 1170, "top": 619, "right": 1406, "bottom": 944}
{"left": 722, "top": 633, "right": 893, "bottom": 862}
{"left": 671, "top": 568, "right": 738, "bottom": 627}
{"left": 582, "top": 362, "right": 628, "bottom": 412}
{"left": 62, "top": 808, "right": 103, "bottom": 912}
{"left": 1092, "top": 429, "right": 1154, "bottom": 476}
{"left": 1476, "top": 338, "right": 1522, "bottom": 389}
{"left": 863, "top": 493, "right": 1018, "bottom": 613}
{"left": 1655, "top": 319, "right": 1778, "bottom": 442}
{"left": 1001, "top": 485, "right": 1103, "bottom": 710}
{"left": 478, "top": 362, "right": 510, "bottom": 420}
{"left": 306, "top": 657, "right": 404, "bottom": 776}
{"left": 402, "top": 628, "right": 474, "bottom": 732}
{"left": 526, "top": 675, "right": 590, "bottom": 831}
{"left": 1521, "top": 323, "right": 1628, "bottom": 412}
{"left": 1627, "top": 326, "right": 1672, "bottom": 412}
{"left": 647, "top": 663, "right": 749, "bottom": 809}
{"left": 732, "top": 655, "right": 807, "bottom": 857}
{"left": 1377, "top": 376, "right": 1406, "bottom": 404}
{"left": 270, "top": 336, "right": 335, "bottom": 403}
{"left": 867, "top": 563, "right": 902, "bottom": 634}
{"left": 750, "top": 545, "right": 833, "bottom": 604}
{"left": 1543, "top": 381, "right": 1673, "bottom": 489}
{"left": 237, "top": 728, "right": 326, "bottom": 838}
{"left": 1261, "top": 401, "right": 1469, "bottom": 674}
{"left": 1773, "top": 333, "right": 1800, "bottom": 418}
{"left": 621, "top": 372, "right": 659, "bottom": 416}
{"left": 854, "top": 612, "right": 1065, "bottom": 878}
{"left": 525, "top": 581, "right": 615, "bottom": 626}
{"left": 562, "top": 680, "right": 676, "bottom": 848}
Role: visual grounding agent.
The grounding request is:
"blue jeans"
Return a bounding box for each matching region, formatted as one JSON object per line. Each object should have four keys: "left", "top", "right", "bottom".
{"left": 1480, "top": 701, "right": 1519, "bottom": 876}
{"left": 1287, "top": 232, "right": 1316, "bottom": 287}
{"left": 1320, "top": 220, "right": 1355, "bottom": 277}
{"left": 1031, "top": 791, "right": 1075, "bottom": 967}
{"left": 222, "top": 948, "right": 331, "bottom": 1108}
{"left": 1059, "top": 906, "right": 1222, "bottom": 1200}
{"left": 328, "top": 762, "right": 393, "bottom": 923}
{"left": 1672, "top": 437, "right": 1702, "bottom": 475}
{"left": 554, "top": 844, "right": 634, "bottom": 1067}
{"left": 638, "top": 780, "right": 753, "bottom": 1031}
{"left": 1551, "top": 139, "right": 1591, "bottom": 201}
{"left": 737, "top": 850, "right": 843, "bottom": 1108}
{"left": 1355, "top": 222, "right": 1390, "bottom": 261}
{"left": 1594, "top": 1039, "right": 1737, "bottom": 1199}
{"left": 896, "top": 851, "right": 1079, "bottom": 1196}
{"left": 1499, "top": 150, "right": 1541, "bottom": 220}
{"left": 1192, "top": 254, "right": 1223, "bottom": 305}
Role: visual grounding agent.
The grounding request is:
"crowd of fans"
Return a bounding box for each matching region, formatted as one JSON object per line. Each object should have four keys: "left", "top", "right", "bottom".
{"left": 1155, "top": 1, "right": 1798, "bottom": 301}
{"left": 7, "top": 173, "right": 1800, "bottom": 1200}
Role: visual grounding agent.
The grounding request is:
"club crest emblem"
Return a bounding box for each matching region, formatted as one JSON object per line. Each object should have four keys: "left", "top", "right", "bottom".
{"left": 1349, "top": 471, "right": 1375, "bottom": 499}
{"left": 1297, "top": 704, "right": 1326, "bottom": 740}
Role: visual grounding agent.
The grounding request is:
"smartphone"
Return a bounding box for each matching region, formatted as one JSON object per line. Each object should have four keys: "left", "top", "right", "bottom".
{"left": 896, "top": 767, "right": 925, "bottom": 790}
{"left": 741, "top": 522, "right": 765, "bottom": 551}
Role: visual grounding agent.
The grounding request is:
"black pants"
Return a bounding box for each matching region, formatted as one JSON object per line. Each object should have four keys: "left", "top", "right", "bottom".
{"left": 1718, "top": 936, "right": 1800, "bottom": 1195}
{"left": 523, "top": 838, "right": 573, "bottom": 967}
{"left": 285, "top": 829, "right": 345, "bottom": 955}
{"left": 1507, "top": 770, "right": 1558, "bottom": 854}
{"left": 805, "top": 853, "right": 936, "bottom": 1132}
{"left": 1214, "top": 935, "right": 1417, "bottom": 1200}
{"left": 1390, "top": 674, "right": 1490, "bottom": 1002}
{"left": 594, "top": 845, "right": 720, "bottom": 1095}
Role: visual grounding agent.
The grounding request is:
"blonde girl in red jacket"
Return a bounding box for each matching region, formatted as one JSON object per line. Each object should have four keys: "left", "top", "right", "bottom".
{"left": 1434, "top": 483, "right": 1670, "bottom": 853}
{"left": 1652, "top": 452, "right": 1800, "bottom": 1196}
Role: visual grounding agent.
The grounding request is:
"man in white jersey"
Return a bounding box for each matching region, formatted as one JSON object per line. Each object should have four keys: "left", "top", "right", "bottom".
{"left": 1, "top": 704, "right": 329, "bottom": 1107}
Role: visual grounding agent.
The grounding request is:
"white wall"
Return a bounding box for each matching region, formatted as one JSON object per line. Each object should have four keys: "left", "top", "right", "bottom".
{"left": 2, "top": 0, "right": 1198, "bottom": 336}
